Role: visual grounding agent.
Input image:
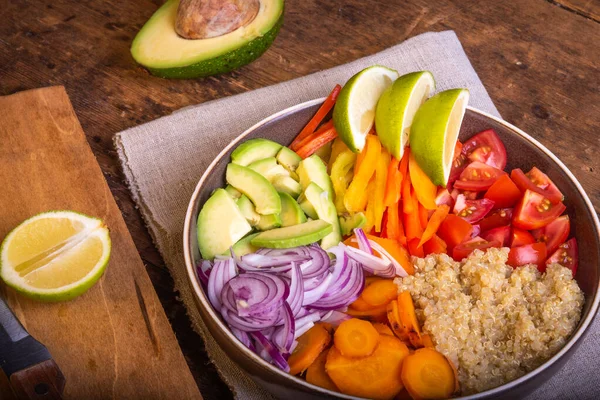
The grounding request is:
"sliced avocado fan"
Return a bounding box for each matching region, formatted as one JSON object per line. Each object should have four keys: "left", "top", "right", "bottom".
{"left": 131, "top": 0, "right": 284, "bottom": 79}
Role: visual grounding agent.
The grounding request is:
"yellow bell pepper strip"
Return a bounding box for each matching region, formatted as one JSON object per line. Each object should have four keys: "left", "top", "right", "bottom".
{"left": 328, "top": 137, "right": 350, "bottom": 172}
{"left": 295, "top": 122, "right": 338, "bottom": 159}
{"left": 364, "top": 178, "right": 377, "bottom": 233}
{"left": 408, "top": 152, "right": 437, "bottom": 210}
{"left": 330, "top": 149, "right": 357, "bottom": 214}
{"left": 418, "top": 205, "right": 451, "bottom": 247}
{"left": 344, "top": 135, "right": 381, "bottom": 212}
{"left": 383, "top": 157, "right": 403, "bottom": 207}
{"left": 374, "top": 149, "right": 391, "bottom": 232}
{"left": 290, "top": 84, "right": 341, "bottom": 151}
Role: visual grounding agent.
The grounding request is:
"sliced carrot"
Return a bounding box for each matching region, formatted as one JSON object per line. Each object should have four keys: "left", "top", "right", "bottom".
{"left": 418, "top": 204, "right": 451, "bottom": 247}
{"left": 418, "top": 202, "right": 428, "bottom": 230}
{"left": 408, "top": 152, "right": 437, "bottom": 210}
{"left": 401, "top": 348, "right": 457, "bottom": 400}
{"left": 346, "top": 303, "right": 388, "bottom": 322}
{"left": 327, "top": 335, "right": 409, "bottom": 399}
{"left": 397, "top": 292, "right": 422, "bottom": 348}
{"left": 349, "top": 296, "right": 376, "bottom": 311}
{"left": 361, "top": 279, "right": 398, "bottom": 307}
{"left": 364, "top": 234, "right": 414, "bottom": 275}
{"left": 306, "top": 350, "right": 339, "bottom": 392}
{"left": 383, "top": 157, "right": 402, "bottom": 207}
{"left": 386, "top": 300, "right": 409, "bottom": 341}
{"left": 395, "top": 388, "right": 414, "bottom": 400}
{"left": 290, "top": 85, "right": 341, "bottom": 150}
{"left": 423, "top": 234, "right": 448, "bottom": 256}
{"left": 345, "top": 135, "right": 381, "bottom": 212}
{"left": 295, "top": 122, "right": 338, "bottom": 159}
{"left": 372, "top": 323, "right": 394, "bottom": 336}
{"left": 334, "top": 318, "right": 380, "bottom": 357}
{"left": 374, "top": 149, "right": 391, "bottom": 232}
{"left": 420, "top": 334, "right": 435, "bottom": 348}
{"left": 288, "top": 323, "right": 332, "bottom": 375}
{"left": 407, "top": 238, "right": 424, "bottom": 258}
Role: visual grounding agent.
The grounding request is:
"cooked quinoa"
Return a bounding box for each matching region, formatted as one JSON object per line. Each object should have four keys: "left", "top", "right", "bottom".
{"left": 395, "top": 247, "right": 584, "bottom": 395}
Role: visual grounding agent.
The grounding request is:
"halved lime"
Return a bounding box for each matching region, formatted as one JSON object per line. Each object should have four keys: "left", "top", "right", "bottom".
{"left": 333, "top": 65, "right": 399, "bottom": 153}
{"left": 409, "top": 88, "right": 470, "bottom": 187}
{"left": 375, "top": 71, "right": 435, "bottom": 159}
{"left": 0, "top": 211, "right": 111, "bottom": 302}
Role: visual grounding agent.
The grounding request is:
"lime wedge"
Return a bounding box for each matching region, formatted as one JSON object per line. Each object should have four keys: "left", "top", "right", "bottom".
{"left": 375, "top": 71, "right": 435, "bottom": 159}
{"left": 333, "top": 66, "right": 399, "bottom": 153}
{"left": 0, "top": 211, "right": 111, "bottom": 302}
{"left": 409, "top": 88, "right": 470, "bottom": 187}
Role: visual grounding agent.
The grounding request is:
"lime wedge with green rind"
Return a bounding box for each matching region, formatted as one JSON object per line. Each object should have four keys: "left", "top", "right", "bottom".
{"left": 333, "top": 66, "right": 399, "bottom": 153}
{"left": 375, "top": 71, "right": 435, "bottom": 159}
{"left": 409, "top": 88, "right": 470, "bottom": 187}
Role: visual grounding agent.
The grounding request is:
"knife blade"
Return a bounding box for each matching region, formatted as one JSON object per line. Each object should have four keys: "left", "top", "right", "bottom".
{"left": 0, "top": 297, "right": 65, "bottom": 399}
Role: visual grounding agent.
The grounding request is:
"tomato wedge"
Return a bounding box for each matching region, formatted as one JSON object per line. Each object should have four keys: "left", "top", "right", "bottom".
{"left": 531, "top": 215, "right": 570, "bottom": 254}
{"left": 510, "top": 167, "right": 564, "bottom": 204}
{"left": 448, "top": 141, "right": 468, "bottom": 185}
{"left": 478, "top": 208, "right": 513, "bottom": 232}
{"left": 437, "top": 214, "right": 473, "bottom": 251}
{"left": 461, "top": 129, "right": 507, "bottom": 170}
{"left": 510, "top": 228, "right": 535, "bottom": 247}
{"left": 484, "top": 174, "right": 522, "bottom": 209}
{"left": 507, "top": 242, "right": 547, "bottom": 271}
{"left": 453, "top": 195, "right": 495, "bottom": 224}
{"left": 512, "top": 190, "right": 566, "bottom": 230}
{"left": 454, "top": 161, "right": 505, "bottom": 191}
{"left": 452, "top": 237, "right": 501, "bottom": 261}
{"left": 482, "top": 225, "right": 511, "bottom": 247}
{"left": 546, "top": 238, "right": 578, "bottom": 276}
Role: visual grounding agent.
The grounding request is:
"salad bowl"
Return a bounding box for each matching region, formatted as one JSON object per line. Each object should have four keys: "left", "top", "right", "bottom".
{"left": 183, "top": 98, "right": 600, "bottom": 400}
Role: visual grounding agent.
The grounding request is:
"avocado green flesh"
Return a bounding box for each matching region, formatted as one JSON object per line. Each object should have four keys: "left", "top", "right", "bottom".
{"left": 276, "top": 146, "right": 302, "bottom": 173}
{"left": 226, "top": 163, "right": 281, "bottom": 215}
{"left": 197, "top": 189, "right": 252, "bottom": 260}
{"left": 237, "top": 194, "right": 261, "bottom": 226}
{"left": 297, "top": 155, "right": 334, "bottom": 198}
{"left": 251, "top": 220, "right": 333, "bottom": 248}
{"left": 256, "top": 213, "right": 282, "bottom": 231}
{"left": 272, "top": 175, "right": 302, "bottom": 198}
{"left": 339, "top": 212, "right": 367, "bottom": 236}
{"left": 248, "top": 157, "right": 290, "bottom": 181}
{"left": 298, "top": 195, "right": 318, "bottom": 220}
{"left": 232, "top": 139, "right": 282, "bottom": 167}
{"left": 225, "top": 184, "right": 242, "bottom": 199}
{"left": 131, "top": 0, "right": 284, "bottom": 79}
{"left": 226, "top": 233, "right": 260, "bottom": 257}
{"left": 302, "top": 183, "right": 342, "bottom": 249}
{"left": 279, "top": 192, "right": 306, "bottom": 227}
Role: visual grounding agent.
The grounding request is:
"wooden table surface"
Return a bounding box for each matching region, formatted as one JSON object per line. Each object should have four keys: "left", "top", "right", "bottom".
{"left": 1, "top": 0, "right": 598, "bottom": 398}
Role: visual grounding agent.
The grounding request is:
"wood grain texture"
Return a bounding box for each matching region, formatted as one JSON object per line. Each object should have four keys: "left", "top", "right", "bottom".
{"left": 10, "top": 360, "right": 65, "bottom": 400}
{"left": 553, "top": 0, "right": 600, "bottom": 21}
{"left": 0, "top": 1, "right": 598, "bottom": 399}
{"left": 0, "top": 87, "right": 202, "bottom": 400}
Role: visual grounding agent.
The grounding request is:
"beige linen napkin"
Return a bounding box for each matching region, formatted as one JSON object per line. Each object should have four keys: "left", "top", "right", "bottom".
{"left": 115, "top": 31, "right": 598, "bottom": 399}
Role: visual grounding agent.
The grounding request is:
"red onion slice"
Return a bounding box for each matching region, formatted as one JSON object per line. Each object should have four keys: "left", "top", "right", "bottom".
{"left": 310, "top": 257, "right": 365, "bottom": 310}
{"left": 302, "top": 273, "right": 333, "bottom": 305}
{"left": 196, "top": 260, "right": 212, "bottom": 287}
{"left": 321, "top": 310, "right": 351, "bottom": 326}
{"left": 299, "top": 245, "right": 331, "bottom": 279}
{"left": 207, "top": 258, "right": 236, "bottom": 310}
{"left": 251, "top": 331, "right": 290, "bottom": 372}
{"left": 221, "top": 304, "right": 280, "bottom": 331}
{"left": 346, "top": 246, "right": 396, "bottom": 277}
{"left": 272, "top": 302, "right": 295, "bottom": 354}
{"left": 354, "top": 228, "right": 373, "bottom": 254}
{"left": 367, "top": 240, "right": 408, "bottom": 278}
{"left": 286, "top": 262, "right": 304, "bottom": 317}
{"left": 294, "top": 321, "right": 315, "bottom": 339}
{"left": 230, "top": 326, "right": 256, "bottom": 352}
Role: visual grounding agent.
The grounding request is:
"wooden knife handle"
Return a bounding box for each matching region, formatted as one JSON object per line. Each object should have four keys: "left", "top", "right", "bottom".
{"left": 9, "top": 360, "right": 65, "bottom": 400}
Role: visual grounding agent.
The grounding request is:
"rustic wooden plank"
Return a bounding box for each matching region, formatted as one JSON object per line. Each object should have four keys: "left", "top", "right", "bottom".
{"left": 0, "top": 87, "right": 202, "bottom": 400}
{"left": 553, "top": 0, "right": 600, "bottom": 21}
{"left": 0, "top": 1, "right": 598, "bottom": 399}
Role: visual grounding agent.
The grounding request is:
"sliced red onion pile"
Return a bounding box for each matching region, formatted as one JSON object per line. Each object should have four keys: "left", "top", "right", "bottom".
{"left": 195, "top": 228, "right": 407, "bottom": 371}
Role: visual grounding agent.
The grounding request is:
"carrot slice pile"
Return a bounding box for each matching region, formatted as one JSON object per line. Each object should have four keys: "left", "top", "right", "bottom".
{"left": 401, "top": 348, "right": 457, "bottom": 400}
{"left": 372, "top": 323, "right": 394, "bottom": 336}
{"left": 334, "top": 318, "right": 380, "bottom": 357}
{"left": 288, "top": 323, "right": 332, "bottom": 375}
{"left": 397, "top": 291, "right": 422, "bottom": 348}
{"left": 305, "top": 350, "right": 339, "bottom": 392}
{"left": 361, "top": 279, "right": 399, "bottom": 307}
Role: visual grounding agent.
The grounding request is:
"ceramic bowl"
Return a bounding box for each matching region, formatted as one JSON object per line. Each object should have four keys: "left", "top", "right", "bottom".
{"left": 183, "top": 98, "right": 600, "bottom": 399}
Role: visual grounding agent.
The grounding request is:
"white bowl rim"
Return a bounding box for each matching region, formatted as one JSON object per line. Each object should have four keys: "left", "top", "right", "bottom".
{"left": 183, "top": 97, "right": 600, "bottom": 399}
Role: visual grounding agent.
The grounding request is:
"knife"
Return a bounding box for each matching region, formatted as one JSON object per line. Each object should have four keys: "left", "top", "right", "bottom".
{"left": 0, "top": 297, "right": 65, "bottom": 400}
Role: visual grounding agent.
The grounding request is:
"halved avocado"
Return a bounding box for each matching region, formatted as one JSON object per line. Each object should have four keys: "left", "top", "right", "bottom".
{"left": 131, "top": 0, "right": 284, "bottom": 79}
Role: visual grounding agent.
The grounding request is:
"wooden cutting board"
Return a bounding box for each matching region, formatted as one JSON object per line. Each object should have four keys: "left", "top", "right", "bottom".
{"left": 0, "top": 87, "right": 202, "bottom": 400}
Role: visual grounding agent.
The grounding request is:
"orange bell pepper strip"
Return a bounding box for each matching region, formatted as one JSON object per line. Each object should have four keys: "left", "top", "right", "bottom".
{"left": 385, "top": 202, "right": 401, "bottom": 241}
{"left": 374, "top": 149, "right": 391, "bottom": 232}
{"left": 364, "top": 178, "right": 377, "bottom": 232}
{"left": 418, "top": 203, "right": 429, "bottom": 230}
{"left": 418, "top": 205, "right": 451, "bottom": 247}
{"left": 383, "top": 157, "right": 402, "bottom": 207}
{"left": 345, "top": 135, "right": 381, "bottom": 212}
{"left": 290, "top": 85, "right": 341, "bottom": 150}
{"left": 401, "top": 150, "right": 413, "bottom": 214}
{"left": 404, "top": 188, "right": 424, "bottom": 240}
{"left": 423, "top": 234, "right": 448, "bottom": 256}
{"left": 295, "top": 122, "right": 338, "bottom": 159}
{"left": 408, "top": 152, "right": 437, "bottom": 210}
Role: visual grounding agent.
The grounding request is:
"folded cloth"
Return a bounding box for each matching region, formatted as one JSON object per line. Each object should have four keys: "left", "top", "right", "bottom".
{"left": 115, "top": 30, "right": 598, "bottom": 400}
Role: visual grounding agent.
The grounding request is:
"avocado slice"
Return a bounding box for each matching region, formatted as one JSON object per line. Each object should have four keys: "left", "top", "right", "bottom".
{"left": 226, "top": 233, "right": 260, "bottom": 257}
{"left": 224, "top": 184, "right": 242, "bottom": 199}
{"left": 251, "top": 219, "right": 333, "bottom": 249}
{"left": 272, "top": 175, "right": 302, "bottom": 199}
{"left": 231, "top": 139, "right": 283, "bottom": 167}
{"left": 236, "top": 194, "right": 261, "bottom": 226}
{"left": 248, "top": 157, "right": 290, "bottom": 181}
{"left": 339, "top": 212, "right": 367, "bottom": 236}
{"left": 298, "top": 193, "right": 318, "bottom": 220}
{"left": 226, "top": 163, "right": 281, "bottom": 215}
{"left": 302, "top": 183, "right": 342, "bottom": 249}
{"left": 276, "top": 146, "right": 302, "bottom": 174}
{"left": 297, "top": 155, "right": 335, "bottom": 199}
{"left": 279, "top": 192, "right": 307, "bottom": 227}
{"left": 131, "top": 0, "right": 284, "bottom": 79}
{"left": 197, "top": 188, "right": 252, "bottom": 259}
{"left": 256, "top": 213, "right": 282, "bottom": 231}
